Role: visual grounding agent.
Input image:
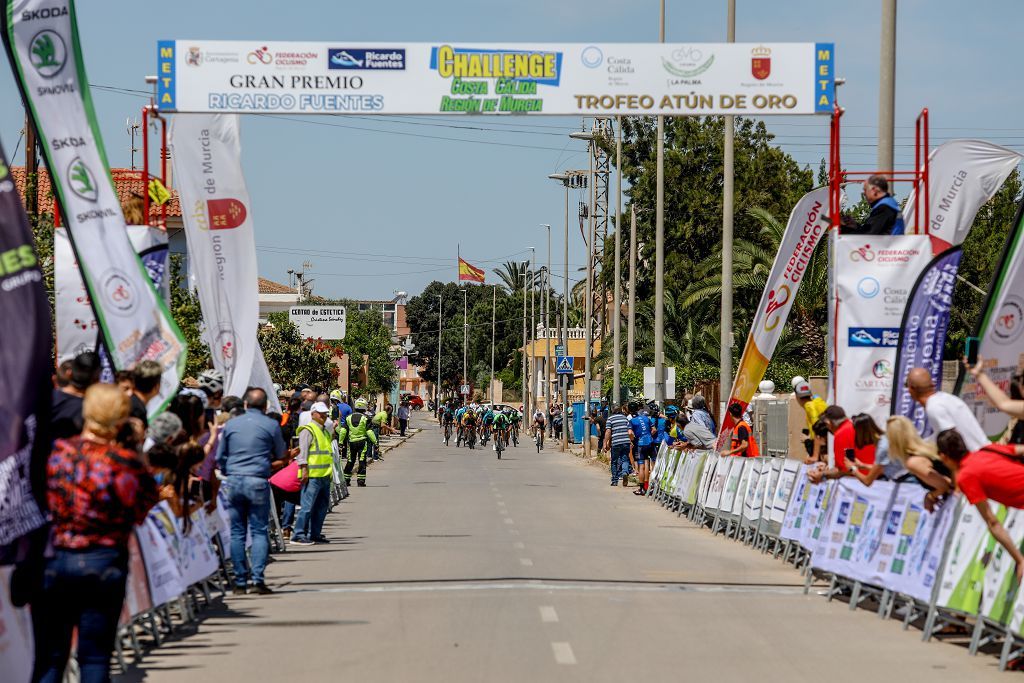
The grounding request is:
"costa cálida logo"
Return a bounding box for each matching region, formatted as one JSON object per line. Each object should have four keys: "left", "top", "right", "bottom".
{"left": 751, "top": 46, "right": 771, "bottom": 80}
{"left": 206, "top": 198, "right": 247, "bottom": 230}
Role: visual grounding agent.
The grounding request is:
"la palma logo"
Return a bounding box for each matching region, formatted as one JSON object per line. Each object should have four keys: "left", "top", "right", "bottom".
{"left": 29, "top": 30, "right": 67, "bottom": 78}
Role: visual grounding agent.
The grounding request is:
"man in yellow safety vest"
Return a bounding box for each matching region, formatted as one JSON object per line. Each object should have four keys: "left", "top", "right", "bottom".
{"left": 339, "top": 397, "right": 378, "bottom": 488}
{"left": 289, "top": 402, "right": 335, "bottom": 545}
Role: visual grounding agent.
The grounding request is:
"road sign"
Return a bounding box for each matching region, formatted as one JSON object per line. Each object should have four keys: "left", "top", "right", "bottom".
{"left": 460, "top": 384, "right": 470, "bottom": 395}
{"left": 555, "top": 356, "right": 574, "bottom": 375}
{"left": 554, "top": 344, "right": 566, "bottom": 356}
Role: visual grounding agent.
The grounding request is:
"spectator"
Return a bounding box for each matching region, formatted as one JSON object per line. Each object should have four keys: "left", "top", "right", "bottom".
{"left": 793, "top": 377, "right": 827, "bottom": 459}
{"left": 886, "top": 415, "right": 953, "bottom": 510}
{"left": 936, "top": 428, "right": 1024, "bottom": 580}
{"left": 52, "top": 351, "right": 100, "bottom": 440}
{"left": 54, "top": 359, "right": 72, "bottom": 388}
{"left": 850, "top": 175, "right": 905, "bottom": 236}
{"left": 33, "top": 384, "right": 159, "bottom": 683}
{"left": 397, "top": 401, "right": 411, "bottom": 437}
{"left": 628, "top": 401, "right": 654, "bottom": 495}
{"left": 592, "top": 408, "right": 607, "bottom": 449}
{"left": 808, "top": 406, "right": 877, "bottom": 482}
{"left": 805, "top": 418, "right": 830, "bottom": 465}
{"left": 129, "top": 359, "right": 163, "bottom": 427}
{"left": 725, "top": 403, "right": 753, "bottom": 457}
{"left": 215, "top": 387, "right": 286, "bottom": 595}
{"left": 114, "top": 370, "right": 133, "bottom": 396}
{"left": 604, "top": 403, "right": 632, "bottom": 487}
{"left": 290, "top": 402, "right": 335, "bottom": 546}
{"left": 965, "top": 358, "right": 1024, "bottom": 443}
{"left": 197, "top": 368, "right": 225, "bottom": 416}
{"left": 679, "top": 411, "right": 716, "bottom": 449}
{"left": 689, "top": 395, "right": 716, "bottom": 436}
{"left": 144, "top": 412, "right": 183, "bottom": 453}
{"left": 845, "top": 414, "right": 890, "bottom": 487}
{"left": 906, "top": 367, "right": 989, "bottom": 450}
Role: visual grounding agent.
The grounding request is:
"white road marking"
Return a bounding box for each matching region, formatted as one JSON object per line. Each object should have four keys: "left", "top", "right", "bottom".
{"left": 513, "top": 541, "right": 525, "bottom": 549}
{"left": 551, "top": 642, "right": 576, "bottom": 665}
{"left": 539, "top": 606, "right": 558, "bottom": 623}
{"left": 519, "top": 558, "right": 534, "bottom": 567}
{"left": 497, "top": 500, "right": 506, "bottom": 507}
{"left": 504, "top": 518, "right": 515, "bottom": 525}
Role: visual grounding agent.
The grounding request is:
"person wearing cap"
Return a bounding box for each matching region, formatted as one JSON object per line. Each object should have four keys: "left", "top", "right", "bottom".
{"left": 339, "top": 397, "right": 379, "bottom": 487}
{"left": 289, "top": 402, "right": 335, "bottom": 546}
{"left": 792, "top": 377, "right": 828, "bottom": 459}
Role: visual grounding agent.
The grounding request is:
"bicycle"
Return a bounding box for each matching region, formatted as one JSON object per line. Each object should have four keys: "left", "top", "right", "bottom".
{"left": 494, "top": 429, "right": 504, "bottom": 459}
{"left": 466, "top": 426, "right": 476, "bottom": 450}
{"left": 511, "top": 423, "right": 519, "bottom": 447}
{"left": 443, "top": 421, "right": 453, "bottom": 446}
{"left": 535, "top": 426, "right": 543, "bottom": 453}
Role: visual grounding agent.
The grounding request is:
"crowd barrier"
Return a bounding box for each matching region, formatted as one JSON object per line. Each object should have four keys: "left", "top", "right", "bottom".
{"left": 644, "top": 444, "right": 1024, "bottom": 671}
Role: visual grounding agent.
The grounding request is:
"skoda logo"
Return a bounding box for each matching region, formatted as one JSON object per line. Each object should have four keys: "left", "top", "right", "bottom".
{"left": 581, "top": 46, "right": 603, "bottom": 68}
{"left": 66, "top": 157, "right": 98, "bottom": 202}
{"left": 29, "top": 29, "right": 67, "bottom": 78}
{"left": 857, "top": 276, "right": 880, "bottom": 299}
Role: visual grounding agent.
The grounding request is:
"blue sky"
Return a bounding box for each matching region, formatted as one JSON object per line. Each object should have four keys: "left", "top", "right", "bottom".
{"left": 1, "top": 0, "right": 1021, "bottom": 299}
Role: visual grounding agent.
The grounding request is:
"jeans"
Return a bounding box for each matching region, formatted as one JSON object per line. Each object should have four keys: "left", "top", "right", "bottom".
{"left": 611, "top": 443, "right": 632, "bottom": 483}
{"left": 399, "top": 418, "right": 408, "bottom": 436}
{"left": 32, "top": 546, "right": 128, "bottom": 683}
{"left": 226, "top": 475, "right": 270, "bottom": 587}
{"left": 292, "top": 476, "right": 331, "bottom": 541}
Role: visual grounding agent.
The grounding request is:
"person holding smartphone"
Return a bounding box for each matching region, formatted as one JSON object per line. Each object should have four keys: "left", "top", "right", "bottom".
{"left": 964, "top": 352, "right": 1024, "bottom": 442}
{"left": 807, "top": 407, "right": 876, "bottom": 483}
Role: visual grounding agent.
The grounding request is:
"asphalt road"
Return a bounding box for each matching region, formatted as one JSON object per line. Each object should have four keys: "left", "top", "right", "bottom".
{"left": 119, "top": 413, "right": 1006, "bottom": 682}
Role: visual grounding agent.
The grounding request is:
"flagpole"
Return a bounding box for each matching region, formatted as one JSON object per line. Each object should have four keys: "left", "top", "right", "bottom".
{"left": 436, "top": 292, "right": 443, "bottom": 409}
{"left": 463, "top": 287, "right": 468, "bottom": 398}
{"left": 490, "top": 284, "right": 496, "bottom": 402}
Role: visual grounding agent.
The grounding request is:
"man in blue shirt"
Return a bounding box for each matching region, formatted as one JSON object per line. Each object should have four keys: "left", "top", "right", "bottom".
{"left": 216, "top": 387, "right": 286, "bottom": 595}
{"left": 628, "top": 402, "right": 655, "bottom": 495}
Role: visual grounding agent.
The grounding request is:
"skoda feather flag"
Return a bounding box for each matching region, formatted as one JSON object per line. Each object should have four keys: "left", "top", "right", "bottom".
{"left": 2, "top": 0, "right": 187, "bottom": 417}
{"left": 458, "top": 257, "right": 485, "bottom": 283}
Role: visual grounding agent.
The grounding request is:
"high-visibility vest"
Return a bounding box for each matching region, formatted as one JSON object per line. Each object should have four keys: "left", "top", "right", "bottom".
{"left": 730, "top": 419, "right": 760, "bottom": 457}
{"left": 299, "top": 422, "right": 334, "bottom": 478}
{"left": 346, "top": 412, "right": 373, "bottom": 443}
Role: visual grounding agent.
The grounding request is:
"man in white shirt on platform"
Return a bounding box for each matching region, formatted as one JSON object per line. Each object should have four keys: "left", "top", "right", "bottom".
{"left": 906, "top": 367, "right": 989, "bottom": 450}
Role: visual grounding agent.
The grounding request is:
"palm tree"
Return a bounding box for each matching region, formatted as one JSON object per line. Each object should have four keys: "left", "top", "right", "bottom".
{"left": 493, "top": 260, "right": 529, "bottom": 292}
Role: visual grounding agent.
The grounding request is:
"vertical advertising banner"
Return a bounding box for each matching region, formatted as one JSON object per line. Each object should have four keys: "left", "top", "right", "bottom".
{"left": 169, "top": 114, "right": 279, "bottom": 413}
{"left": 3, "top": 0, "right": 186, "bottom": 416}
{"left": 722, "top": 187, "right": 830, "bottom": 434}
{"left": 958, "top": 201, "right": 1024, "bottom": 440}
{"left": 833, "top": 236, "right": 931, "bottom": 427}
{"left": 0, "top": 142, "right": 49, "bottom": 549}
{"left": 901, "top": 140, "right": 1020, "bottom": 254}
{"left": 891, "top": 247, "right": 963, "bottom": 436}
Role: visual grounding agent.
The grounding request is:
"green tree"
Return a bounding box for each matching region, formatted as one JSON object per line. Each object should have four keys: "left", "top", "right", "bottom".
{"left": 343, "top": 308, "right": 397, "bottom": 395}
{"left": 168, "top": 255, "right": 210, "bottom": 378}
{"left": 259, "top": 319, "right": 335, "bottom": 389}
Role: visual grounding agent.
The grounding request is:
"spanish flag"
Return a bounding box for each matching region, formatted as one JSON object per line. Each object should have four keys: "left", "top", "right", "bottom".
{"left": 458, "top": 257, "right": 485, "bottom": 283}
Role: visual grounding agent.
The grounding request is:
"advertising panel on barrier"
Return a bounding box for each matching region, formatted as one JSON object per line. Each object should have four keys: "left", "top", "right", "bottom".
{"left": 717, "top": 457, "right": 745, "bottom": 513}
{"left": 121, "top": 532, "right": 154, "bottom": 624}
{"left": 771, "top": 460, "right": 802, "bottom": 524}
{"left": 157, "top": 41, "right": 835, "bottom": 116}
{"left": 742, "top": 459, "right": 768, "bottom": 523}
{"left": 812, "top": 479, "right": 892, "bottom": 583}
{"left": 697, "top": 454, "right": 720, "bottom": 508}
{"left": 937, "top": 501, "right": 998, "bottom": 614}
{"left": 780, "top": 466, "right": 812, "bottom": 541}
{"left": 979, "top": 508, "right": 1024, "bottom": 625}
{"left": 832, "top": 235, "right": 932, "bottom": 427}
{"left": 731, "top": 459, "right": 754, "bottom": 516}
{"left": 684, "top": 453, "right": 709, "bottom": 505}
{"left": 704, "top": 455, "right": 730, "bottom": 511}
{"left": 878, "top": 485, "right": 956, "bottom": 603}
{"left": 137, "top": 503, "right": 187, "bottom": 607}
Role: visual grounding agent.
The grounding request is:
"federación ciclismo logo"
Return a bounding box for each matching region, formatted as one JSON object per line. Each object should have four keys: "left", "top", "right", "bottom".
{"left": 29, "top": 30, "right": 67, "bottom": 78}
{"left": 66, "top": 157, "right": 98, "bottom": 202}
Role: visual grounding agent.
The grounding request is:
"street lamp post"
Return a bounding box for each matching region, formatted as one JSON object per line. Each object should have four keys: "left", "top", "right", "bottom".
{"left": 436, "top": 293, "right": 443, "bottom": 408}
{"left": 462, "top": 288, "right": 468, "bottom": 398}
{"left": 529, "top": 246, "right": 536, "bottom": 416}
{"left": 489, "top": 284, "right": 496, "bottom": 403}
{"left": 613, "top": 116, "right": 623, "bottom": 409}
{"left": 542, "top": 224, "right": 552, "bottom": 413}
{"left": 521, "top": 268, "right": 529, "bottom": 417}
{"left": 654, "top": 0, "right": 667, "bottom": 406}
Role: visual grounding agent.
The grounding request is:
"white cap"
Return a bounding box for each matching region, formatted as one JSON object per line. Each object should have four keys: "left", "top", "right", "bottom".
{"left": 311, "top": 401, "right": 330, "bottom": 414}
{"left": 793, "top": 381, "right": 813, "bottom": 398}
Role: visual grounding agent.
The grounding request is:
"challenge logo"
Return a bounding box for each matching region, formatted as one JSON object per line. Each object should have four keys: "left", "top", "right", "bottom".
{"left": 432, "top": 45, "right": 562, "bottom": 86}
{"left": 207, "top": 198, "right": 247, "bottom": 230}
{"left": 100, "top": 269, "right": 138, "bottom": 316}
{"left": 857, "top": 276, "right": 880, "bottom": 299}
{"left": 328, "top": 48, "right": 406, "bottom": 71}
{"left": 662, "top": 46, "right": 714, "bottom": 80}
{"left": 29, "top": 29, "right": 67, "bottom": 78}
{"left": 66, "top": 157, "right": 98, "bottom": 202}
{"left": 993, "top": 296, "right": 1024, "bottom": 345}
{"left": 751, "top": 46, "right": 771, "bottom": 80}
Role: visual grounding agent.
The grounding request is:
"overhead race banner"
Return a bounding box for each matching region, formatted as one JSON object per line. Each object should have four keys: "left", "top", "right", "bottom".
{"left": 0, "top": 141, "right": 49, "bottom": 549}
{"left": 169, "top": 113, "right": 279, "bottom": 413}
{"left": 157, "top": 41, "right": 835, "bottom": 116}
{"left": 832, "top": 235, "right": 931, "bottom": 428}
{"left": 55, "top": 225, "right": 169, "bottom": 364}
{"left": 958, "top": 199, "right": 1024, "bottom": 440}
{"left": 902, "top": 140, "right": 1021, "bottom": 254}
{"left": 3, "top": 0, "right": 187, "bottom": 415}
{"left": 722, "top": 186, "right": 829, "bottom": 434}
{"left": 891, "top": 247, "right": 963, "bottom": 437}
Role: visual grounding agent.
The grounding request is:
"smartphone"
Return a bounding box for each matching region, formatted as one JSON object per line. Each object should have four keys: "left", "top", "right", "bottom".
{"left": 844, "top": 448, "right": 855, "bottom": 466}
{"left": 965, "top": 336, "right": 980, "bottom": 366}
{"left": 290, "top": 436, "right": 299, "bottom": 449}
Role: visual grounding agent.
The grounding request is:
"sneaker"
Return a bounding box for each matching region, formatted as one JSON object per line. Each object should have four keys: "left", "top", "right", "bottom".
{"left": 357, "top": 480, "right": 367, "bottom": 487}
{"left": 290, "top": 536, "right": 315, "bottom": 546}
{"left": 252, "top": 583, "right": 273, "bottom": 595}
{"left": 313, "top": 536, "right": 330, "bottom": 544}
{"left": 232, "top": 585, "right": 247, "bottom": 595}
{"left": 282, "top": 529, "right": 292, "bottom": 542}
{"left": 610, "top": 481, "right": 618, "bottom": 486}
{"left": 633, "top": 487, "right": 646, "bottom": 496}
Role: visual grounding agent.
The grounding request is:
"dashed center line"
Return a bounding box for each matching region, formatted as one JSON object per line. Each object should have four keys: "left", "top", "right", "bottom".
{"left": 539, "top": 606, "right": 558, "bottom": 623}
{"left": 519, "top": 558, "right": 534, "bottom": 567}
{"left": 551, "top": 642, "right": 576, "bottom": 665}
{"left": 513, "top": 541, "right": 525, "bottom": 549}
{"left": 504, "top": 518, "right": 515, "bottom": 525}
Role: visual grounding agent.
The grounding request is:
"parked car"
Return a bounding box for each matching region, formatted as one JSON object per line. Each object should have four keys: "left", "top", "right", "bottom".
{"left": 401, "top": 393, "right": 424, "bottom": 410}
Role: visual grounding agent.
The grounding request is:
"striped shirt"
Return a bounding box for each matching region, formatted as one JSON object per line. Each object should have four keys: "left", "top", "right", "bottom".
{"left": 606, "top": 413, "right": 632, "bottom": 447}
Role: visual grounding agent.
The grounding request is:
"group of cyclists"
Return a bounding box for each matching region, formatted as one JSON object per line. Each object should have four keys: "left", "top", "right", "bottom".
{"left": 438, "top": 400, "right": 549, "bottom": 457}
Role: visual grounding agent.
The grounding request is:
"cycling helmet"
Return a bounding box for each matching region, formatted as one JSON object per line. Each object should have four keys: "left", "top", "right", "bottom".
{"left": 627, "top": 401, "right": 640, "bottom": 414}
{"left": 330, "top": 389, "right": 344, "bottom": 403}
{"left": 647, "top": 400, "right": 659, "bottom": 412}
{"left": 197, "top": 369, "right": 224, "bottom": 395}
{"left": 355, "top": 397, "right": 368, "bottom": 410}
{"left": 665, "top": 405, "right": 679, "bottom": 418}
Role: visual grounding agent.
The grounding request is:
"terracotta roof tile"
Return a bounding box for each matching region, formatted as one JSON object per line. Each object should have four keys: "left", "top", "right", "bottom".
{"left": 10, "top": 166, "right": 181, "bottom": 218}
{"left": 259, "top": 277, "right": 297, "bottom": 295}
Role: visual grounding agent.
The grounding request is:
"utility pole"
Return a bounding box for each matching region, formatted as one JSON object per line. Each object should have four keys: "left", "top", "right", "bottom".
{"left": 489, "top": 284, "right": 496, "bottom": 402}
{"left": 613, "top": 116, "right": 623, "bottom": 408}
{"left": 627, "top": 205, "right": 636, "bottom": 366}
{"left": 562, "top": 179, "right": 569, "bottom": 451}
{"left": 436, "top": 293, "right": 443, "bottom": 407}
{"left": 24, "top": 115, "right": 38, "bottom": 216}
{"left": 878, "top": 0, "right": 897, "bottom": 170}
{"left": 522, "top": 267, "right": 529, "bottom": 414}
{"left": 720, "top": 0, "right": 737, "bottom": 413}
{"left": 545, "top": 224, "right": 552, "bottom": 412}
{"left": 654, "top": 0, "right": 667, "bottom": 405}
{"left": 529, "top": 246, "right": 536, "bottom": 416}
{"left": 584, "top": 138, "right": 596, "bottom": 456}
